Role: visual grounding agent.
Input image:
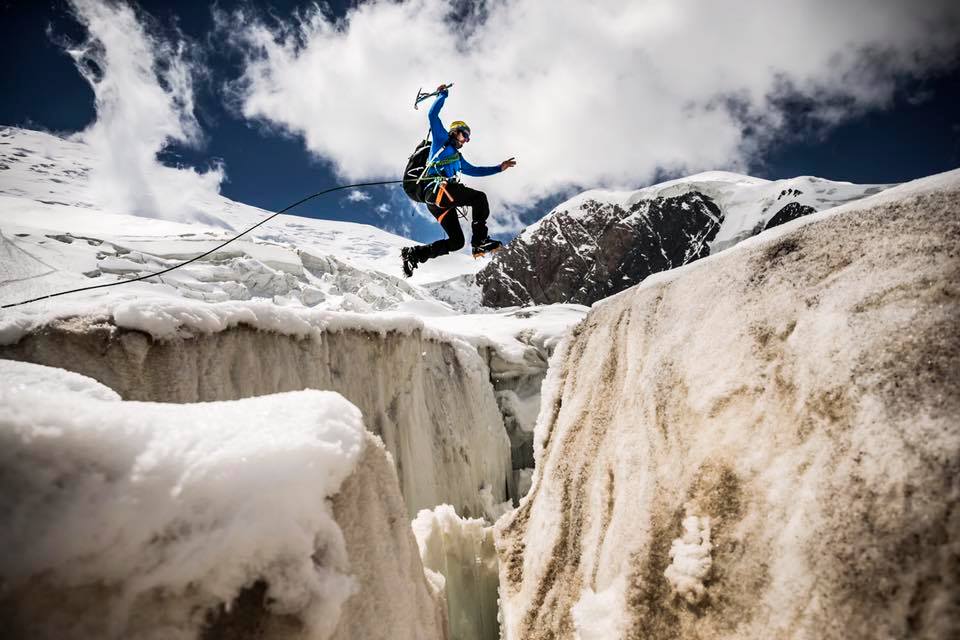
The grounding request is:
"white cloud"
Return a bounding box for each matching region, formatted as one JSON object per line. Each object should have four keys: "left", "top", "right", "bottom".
{"left": 376, "top": 203, "right": 390, "bottom": 213}
{"left": 66, "top": 0, "right": 226, "bottom": 227}
{"left": 225, "top": 0, "right": 960, "bottom": 230}
{"left": 346, "top": 189, "right": 372, "bottom": 202}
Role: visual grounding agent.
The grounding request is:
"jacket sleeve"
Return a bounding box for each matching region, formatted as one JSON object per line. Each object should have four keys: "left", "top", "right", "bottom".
{"left": 428, "top": 92, "right": 449, "bottom": 143}
{"left": 460, "top": 156, "right": 502, "bottom": 177}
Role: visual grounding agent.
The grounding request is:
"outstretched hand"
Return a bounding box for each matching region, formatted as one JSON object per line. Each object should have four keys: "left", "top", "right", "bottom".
{"left": 500, "top": 157, "right": 517, "bottom": 171}
{"left": 436, "top": 84, "right": 450, "bottom": 93}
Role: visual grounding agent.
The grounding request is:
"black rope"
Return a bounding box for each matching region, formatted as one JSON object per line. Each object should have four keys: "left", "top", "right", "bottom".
{"left": 2, "top": 180, "right": 403, "bottom": 309}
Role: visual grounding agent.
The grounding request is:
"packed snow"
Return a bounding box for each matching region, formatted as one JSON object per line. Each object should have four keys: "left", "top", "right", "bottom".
{"left": 0, "top": 359, "right": 366, "bottom": 639}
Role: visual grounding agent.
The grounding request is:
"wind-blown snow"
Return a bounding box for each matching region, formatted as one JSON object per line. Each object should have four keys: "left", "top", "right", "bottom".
{"left": 0, "top": 359, "right": 366, "bottom": 639}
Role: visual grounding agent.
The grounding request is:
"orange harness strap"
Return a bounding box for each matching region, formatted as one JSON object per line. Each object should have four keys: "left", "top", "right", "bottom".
{"left": 436, "top": 209, "right": 450, "bottom": 224}
{"left": 434, "top": 181, "right": 454, "bottom": 206}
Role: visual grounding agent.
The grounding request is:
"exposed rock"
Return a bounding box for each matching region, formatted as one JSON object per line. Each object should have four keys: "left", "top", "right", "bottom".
{"left": 495, "top": 187, "right": 960, "bottom": 639}
{"left": 763, "top": 201, "right": 817, "bottom": 231}
{"left": 478, "top": 192, "right": 722, "bottom": 308}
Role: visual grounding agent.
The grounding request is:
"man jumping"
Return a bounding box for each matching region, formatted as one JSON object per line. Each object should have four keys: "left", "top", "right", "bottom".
{"left": 401, "top": 84, "right": 516, "bottom": 277}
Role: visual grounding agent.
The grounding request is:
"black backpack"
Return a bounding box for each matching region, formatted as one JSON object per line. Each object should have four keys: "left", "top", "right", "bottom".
{"left": 402, "top": 138, "right": 433, "bottom": 203}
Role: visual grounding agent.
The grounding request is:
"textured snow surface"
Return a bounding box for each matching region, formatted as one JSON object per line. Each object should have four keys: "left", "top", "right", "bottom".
{"left": 0, "top": 361, "right": 366, "bottom": 639}
{"left": 0, "top": 357, "right": 120, "bottom": 401}
{"left": 496, "top": 174, "right": 960, "bottom": 639}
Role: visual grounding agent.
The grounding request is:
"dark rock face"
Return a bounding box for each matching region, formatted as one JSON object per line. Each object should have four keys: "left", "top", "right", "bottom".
{"left": 478, "top": 191, "right": 723, "bottom": 307}
{"left": 764, "top": 201, "right": 817, "bottom": 231}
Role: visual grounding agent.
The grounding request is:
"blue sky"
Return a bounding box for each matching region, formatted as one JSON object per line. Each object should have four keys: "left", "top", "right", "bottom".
{"left": 2, "top": 0, "right": 958, "bottom": 243}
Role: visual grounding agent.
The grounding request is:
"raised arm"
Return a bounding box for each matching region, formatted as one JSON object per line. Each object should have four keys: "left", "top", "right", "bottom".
{"left": 428, "top": 89, "right": 449, "bottom": 143}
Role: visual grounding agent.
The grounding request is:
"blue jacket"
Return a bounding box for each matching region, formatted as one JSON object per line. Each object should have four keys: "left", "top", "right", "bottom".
{"left": 427, "top": 91, "right": 501, "bottom": 179}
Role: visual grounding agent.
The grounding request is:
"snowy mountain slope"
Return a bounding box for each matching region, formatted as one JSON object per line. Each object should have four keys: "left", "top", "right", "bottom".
{"left": 478, "top": 170, "right": 893, "bottom": 307}
{"left": 0, "top": 126, "right": 588, "bottom": 345}
{"left": 0, "top": 126, "right": 482, "bottom": 301}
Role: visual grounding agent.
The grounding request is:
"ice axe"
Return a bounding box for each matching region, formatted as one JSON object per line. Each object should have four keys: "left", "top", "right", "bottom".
{"left": 414, "top": 83, "right": 454, "bottom": 109}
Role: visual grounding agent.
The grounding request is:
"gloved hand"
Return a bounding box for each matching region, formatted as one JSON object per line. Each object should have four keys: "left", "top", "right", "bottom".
{"left": 500, "top": 157, "right": 517, "bottom": 171}
{"left": 436, "top": 84, "right": 450, "bottom": 95}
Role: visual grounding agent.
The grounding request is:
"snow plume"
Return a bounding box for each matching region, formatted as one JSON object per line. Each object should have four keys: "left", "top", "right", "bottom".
{"left": 65, "top": 0, "right": 226, "bottom": 227}
{"left": 0, "top": 359, "right": 366, "bottom": 639}
{"left": 223, "top": 0, "right": 960, "bottom": 231}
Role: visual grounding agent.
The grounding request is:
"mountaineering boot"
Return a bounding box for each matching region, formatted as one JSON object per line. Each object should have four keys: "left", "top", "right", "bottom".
{"left": 401, "top": 246, "right": 419, "bottom": 277}
{"left": 471, "top": 238, "right": 502, "bottom": 258}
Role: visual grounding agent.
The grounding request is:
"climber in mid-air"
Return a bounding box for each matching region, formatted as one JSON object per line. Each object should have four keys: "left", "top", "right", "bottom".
{"left": 400, "top": 84, "right": 516, "bottom": 277}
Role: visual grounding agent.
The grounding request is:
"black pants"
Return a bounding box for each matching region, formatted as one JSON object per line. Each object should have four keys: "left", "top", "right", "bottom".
{"left": 416, "top": 181, "right": 490, "bottom": 260}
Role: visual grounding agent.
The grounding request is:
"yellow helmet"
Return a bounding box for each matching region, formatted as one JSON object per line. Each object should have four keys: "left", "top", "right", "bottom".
{"left": 448, "top": 120, "right": 471, "bottom": 138}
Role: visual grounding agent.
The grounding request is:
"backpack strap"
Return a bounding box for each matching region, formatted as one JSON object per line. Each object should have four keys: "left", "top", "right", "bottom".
{"left": 426, "top": 151, "right": 461, "bottom": 175}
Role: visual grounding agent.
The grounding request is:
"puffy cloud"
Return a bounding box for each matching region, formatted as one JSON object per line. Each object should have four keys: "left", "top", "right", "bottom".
{"left": 225, "top": 0, "right": 960, "bottom": 230}
{"left": 66, "top": 0, "right": 226, "bottom": 227}
{"left": 346, "top": 189, "right": 372, "bottom": 202}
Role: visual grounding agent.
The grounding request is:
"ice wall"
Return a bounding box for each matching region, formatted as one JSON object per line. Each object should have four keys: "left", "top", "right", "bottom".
{"left": 481, "top": 339, "right": 552, "bottom": 503}
{"left": 1, "top": 323, "right": 510, "bottom": 520}
{"left": 413, "top": 505, "right": 500, "bottom": 640}
{"left": 0, "top": 361, "right": 446, "bottom": 640}
{"left": 496, "top": 186, "right": 960, "bottom": 639}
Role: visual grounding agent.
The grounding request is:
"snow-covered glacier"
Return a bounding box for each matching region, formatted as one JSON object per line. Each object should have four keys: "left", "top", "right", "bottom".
{"left": 495, "top": 171, "right": 960, "bottom": 639}
{"left": 5, "top": 123, "right": 958, "bottom": 640}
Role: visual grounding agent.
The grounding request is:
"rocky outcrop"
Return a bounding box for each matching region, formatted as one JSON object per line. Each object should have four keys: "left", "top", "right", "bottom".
{"left": 0, "top": 323, "right": 510, "bottom": 520}
{"left": 495, "top": 185, "right": 960, "bottom": 639}
{"left": 763, "top": 201, "right": 816, "bottom": 231}
{"left": 478, "top": 192, "right": 722, "bottom": 308}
